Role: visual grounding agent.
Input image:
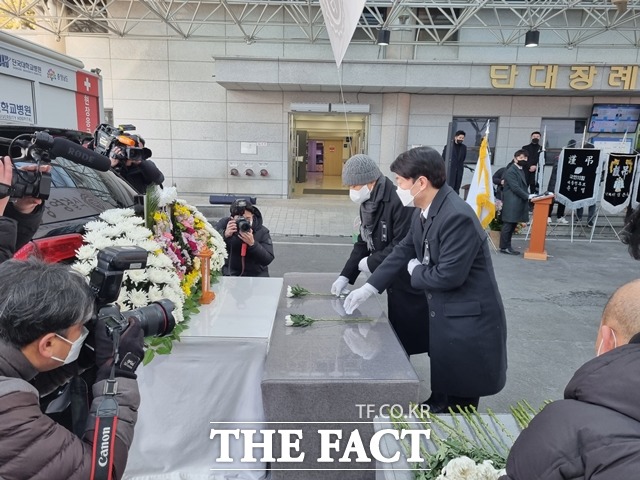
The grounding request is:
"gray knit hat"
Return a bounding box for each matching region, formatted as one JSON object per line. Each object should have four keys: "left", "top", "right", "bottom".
{"left": 342, "top": 154, "right": 382, "bottom": 186}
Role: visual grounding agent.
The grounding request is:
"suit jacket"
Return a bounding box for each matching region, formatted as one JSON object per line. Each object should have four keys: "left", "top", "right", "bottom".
{"left": 367, "top": 184, "right": 507, "bottom": 397}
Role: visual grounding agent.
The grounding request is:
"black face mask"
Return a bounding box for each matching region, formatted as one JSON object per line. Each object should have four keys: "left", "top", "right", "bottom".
{"left": 456, "top": 139, "right": 464, "bottom": 144}
{"left": 531, "top": 138, "right": 539, "bottom": 145}
{"left": 517, "top": 160, "right": 528, "bottom": 166}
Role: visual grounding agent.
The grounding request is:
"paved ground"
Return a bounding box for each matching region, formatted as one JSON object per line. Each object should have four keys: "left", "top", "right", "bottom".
{"left": 190, "top": 193, "right": 638, "bottom": 413}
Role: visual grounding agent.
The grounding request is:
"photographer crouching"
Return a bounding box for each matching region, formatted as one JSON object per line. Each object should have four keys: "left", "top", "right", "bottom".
{"left": 0, "top": 259, "right": 144, "bottom": 480}
{"left": 108, "top": 133, "right": 164, "bottom": 194}
{"left": 0, "top": 156, "right": 48, "bottom": 263}
{"left": 215, "top": 199, "right": 274, "bottom": 277}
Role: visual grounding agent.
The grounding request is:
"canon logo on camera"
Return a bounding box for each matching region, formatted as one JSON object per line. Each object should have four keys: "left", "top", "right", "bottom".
{"left": 98, "top": 426, "right": 112, "bottom": 467}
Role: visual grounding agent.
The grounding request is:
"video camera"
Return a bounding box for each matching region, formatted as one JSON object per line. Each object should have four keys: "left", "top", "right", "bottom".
{"left": 89, "top": 245, "right": 176, "bottom": 339}
{"left": 0, "top": 130, "right": 111, "bottom": 200}
{"left": 93, "top": 123, "right": 152, "bottom": 163}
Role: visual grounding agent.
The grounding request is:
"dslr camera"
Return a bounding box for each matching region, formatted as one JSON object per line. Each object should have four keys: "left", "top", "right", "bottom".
{"left": 93, "top": 123, "right": 152, "bottom": 164}
{"left": 230, "top": 199, "right": 252, "bottom": 233}
{"left": 89, "top": 245, "right": 176, "bottom": 338}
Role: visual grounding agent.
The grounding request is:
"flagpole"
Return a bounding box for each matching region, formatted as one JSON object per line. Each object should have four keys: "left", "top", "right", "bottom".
{"left": 537, "top": 126, "right": 546, "bottom": 193}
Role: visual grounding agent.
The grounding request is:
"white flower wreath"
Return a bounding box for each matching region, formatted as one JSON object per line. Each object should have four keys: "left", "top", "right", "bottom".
{"left": 71, "top": 208, "right": 186, "bottom": 324}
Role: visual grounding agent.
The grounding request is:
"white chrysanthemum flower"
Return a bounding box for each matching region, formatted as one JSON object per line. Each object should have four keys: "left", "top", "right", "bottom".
{"left": 127, "top": 269, "right": 148, "bottom": 283}
{"left": 99, "top": 208, "right": 136, "bottom": 224}
{"left": 147, "top": 285, "right": 164, "bottom": 302}
{"left": 286, "top": 285, "right": 294, "bottom": 298}
{"left": 148, "top": 268, "right": 175, "bottom": 284}
{"left": 100, "top": 225, "right": 125, "bottom": 239}
{"left": 83, "top": 229, "right": 107, "bottom": 245}
{"left": 136, "top": 239, "right": 160, "bottom": 252}
{"left": 71, "top": 261, "right": 94, "bottom": 277}
{"left": 285, "top": 315, "right": 294, "bottom": 326}
{"left": 75, "top": 244, "right": 97, "bottom": 261}
{"left": 127, "top": 288, "right": 150, "bottom": 308}
{"left": 83, "top": 220, "right": 107, "bottom": 232}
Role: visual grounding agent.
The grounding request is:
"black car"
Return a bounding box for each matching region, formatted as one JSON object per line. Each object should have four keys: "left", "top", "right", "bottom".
{"left": 0, "top": 125, "right": 138, "bottom": 262}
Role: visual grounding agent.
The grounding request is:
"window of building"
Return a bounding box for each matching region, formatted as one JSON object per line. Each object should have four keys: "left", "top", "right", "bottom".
{"left": 451, "top": 117, "right": 498, "bottom": 165}
{"left": 540, "top": 118, "right": 587, "bottom": 165}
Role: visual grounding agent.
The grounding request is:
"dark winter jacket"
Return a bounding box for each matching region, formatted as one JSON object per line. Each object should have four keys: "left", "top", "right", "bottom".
{"left": 340, "top": 176, "right": 429, "bottom": 355}
{"left": 443, "top": 142, "right": 467, "bottom": 192}
{"left": 0, "top": 339, "right": 140, "bottom": 480}
{"left": 501, "top": 333, "right": 640, "bottom": 480}
{"left": 0, "top": 202, "right": 44, "bottom": 263}
{"left": 501, "top": 163, "right": 529, "bottom": 223}
{"left": 215, "top": 205, "right": 274, "bottom": 277}
{"left": 115, "top": 160, "right": 164, "bottom": 194}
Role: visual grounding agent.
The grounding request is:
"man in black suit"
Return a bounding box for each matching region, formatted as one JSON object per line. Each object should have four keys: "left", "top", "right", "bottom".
{"left": 442, "top": 130, "right": 467, "bottom": 195}
{"left": 343, "top": 146, "right": 507, "bottom": 413}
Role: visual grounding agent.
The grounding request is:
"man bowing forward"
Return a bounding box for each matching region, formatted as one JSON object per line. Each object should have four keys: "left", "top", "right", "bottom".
{"left": 344, "top": 146, "right": 507, "bottom": 413}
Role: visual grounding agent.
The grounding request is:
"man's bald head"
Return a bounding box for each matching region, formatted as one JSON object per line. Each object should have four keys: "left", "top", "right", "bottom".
{"left": 602, "top": 279, "right": 640, "bottom": 344}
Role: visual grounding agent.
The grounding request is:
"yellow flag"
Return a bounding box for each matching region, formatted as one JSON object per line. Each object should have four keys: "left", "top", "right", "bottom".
{"left": 465, "top": 135, "right": 496, "bottom": 229}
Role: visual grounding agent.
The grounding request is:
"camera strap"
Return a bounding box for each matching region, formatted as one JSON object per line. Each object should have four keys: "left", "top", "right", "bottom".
{"left": 90, "top": 333, "right": 121, "bottom": 480}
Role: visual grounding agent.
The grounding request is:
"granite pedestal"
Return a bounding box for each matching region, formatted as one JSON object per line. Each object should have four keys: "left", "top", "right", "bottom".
{"left": 261, "top": 273, "right": 420, "bottom": 480}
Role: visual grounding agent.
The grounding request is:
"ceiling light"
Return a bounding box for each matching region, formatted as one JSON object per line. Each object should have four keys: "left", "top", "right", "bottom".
{"left": 525, "top": 30, "right": 539, "bottom": 48}
{"left": 377, "top": 29, "right": 390, "bottom": 46}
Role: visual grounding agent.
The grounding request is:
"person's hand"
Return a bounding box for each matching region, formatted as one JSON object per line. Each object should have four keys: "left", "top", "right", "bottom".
{"left": 94, "top": 317, "right": 144, "bottom": 381}
{"left": 238, "top": 229, "right": 255, "bottom": 246}
{"left": 529, "top": 165, "right": 537, "bottom": 172}
{"left": 0, "top": 156, "right": 12, "bottom": 214}
{"left": 224, "top": 219, "right": 238, "bottom": 238}
{"left": 343, "top": 283, "right": 378, "bottom": 315}
{"left": 331, "top": 276, "right": 350, "bottom": 297}
{"left": 11, "top": 164, "right": 51, "bottom": 214}
{"left": 528, "top": 194, "right": 536, "bottom": 200}
{"left": 407, "top": 258, "right": 421, "bottom": 275}
{"left": 358, "top": 256, "right": 371, "bottom": 274}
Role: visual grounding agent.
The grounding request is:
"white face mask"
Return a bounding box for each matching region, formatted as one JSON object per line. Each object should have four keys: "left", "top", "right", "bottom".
{"left": 349, "top": 185, "right": 371, "bottom": 204}
{"left": 597, "top": 329, "right": 618, "bottom": 356}
{"left": 396, "top": 181, "right": 419, "bottom": 207}
{"left": 52, "top": 327, "right": 89, "bottom": 365}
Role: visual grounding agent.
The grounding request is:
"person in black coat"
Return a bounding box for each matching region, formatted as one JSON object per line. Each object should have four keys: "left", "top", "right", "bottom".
{"left": 500, "top": 150, "right": 531, "bottom": 255}
{"left": 332, "top": 154, "right": 429, "bottom": 355}
{"left": 215, "top": 199, "right": 274, "bottom": 277}
{"left": 501, "top": 279, "right": 640, "bottom": 480}
{"left": 0, "top": 156, "right": 46, "bottom": 263}
{"left": 109, "top": 134, "right": 164, "bottom": 194}
{"left": 344, "top": 147, "right": 507, "bottom": 413}
{"left": 521, "top": 131, "right": 542, "bottom": 194}
{"left": 442, "top": 130, "right": 467, "bottom": 195}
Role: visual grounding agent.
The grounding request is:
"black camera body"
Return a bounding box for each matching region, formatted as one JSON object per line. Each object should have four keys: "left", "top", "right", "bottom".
{"left": 89, "top": 245, "right": 176, "bottom": 338}
{"left": 93, "top": 123, "right": 136, "bottom": 158}
{"left": 230, "top": 199, "right": 252, "bottom": 234}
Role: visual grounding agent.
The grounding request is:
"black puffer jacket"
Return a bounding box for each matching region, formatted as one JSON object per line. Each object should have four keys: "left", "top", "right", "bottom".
{"left": 215, "top": 205, "right": 274, "bottom": 277}
{"left": 115, "top": 160, "right": 164, "bottom": 194}
{"left": 0, "top": 339, "right": 140, "bottom": 480}
{"left": 502, "top": 334, "right": 640, "bottom": 480}
{"left": 0, "top": 202, "right": 44, "bottom": 263}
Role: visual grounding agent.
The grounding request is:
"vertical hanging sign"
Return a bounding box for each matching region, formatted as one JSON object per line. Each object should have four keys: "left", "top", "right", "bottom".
{"left": 601, "top": 153, "right": 638, "bottom": 214}
{"left": 555, "top": 148, "right": 602, "bottom": 209}
{"left": 75, "top": 71, "right": 100, "bottom": 133}
{"left": 319, "top": 0, "right": 366, "bottom": 68}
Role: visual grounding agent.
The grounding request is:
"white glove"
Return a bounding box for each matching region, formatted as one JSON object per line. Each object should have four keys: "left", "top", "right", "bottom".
{"left": 528, "top": 194, "right": 536, "bottom": 200}
{"left": 407, "top": 258, "right": 421, "bottom": 275}
{"left": 331, "top": 276, "right": 350, "bottom": 297}
{"left": 343, "top": 283, "right": 378, "bottom": 315}
{"left": 358, "top": 256, "right": 371, "bottom": 273}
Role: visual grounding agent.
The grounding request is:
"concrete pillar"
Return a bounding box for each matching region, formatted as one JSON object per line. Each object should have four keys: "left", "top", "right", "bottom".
{"left": 379, "top": 93, "right": 410, "bottom": 171}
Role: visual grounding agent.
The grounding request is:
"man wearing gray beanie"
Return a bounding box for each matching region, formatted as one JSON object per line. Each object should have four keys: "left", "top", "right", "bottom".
{"left": 332, "top": 154, "right": 430, "bottom": 357}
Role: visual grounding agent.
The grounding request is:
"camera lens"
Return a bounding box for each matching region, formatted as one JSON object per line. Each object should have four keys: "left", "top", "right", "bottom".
{"left": 127, "top": 299, "right": 176, "bottom": 337}
{"left": 235, "top": 217, "right": 251, "bottom": 233}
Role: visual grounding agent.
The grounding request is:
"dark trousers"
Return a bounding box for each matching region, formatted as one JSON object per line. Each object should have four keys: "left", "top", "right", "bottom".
{"left": 499, "top": 222, "right": 517, "bottom": 249}
{"left": 427, "top": 392, "right": 480, "bottom": 412}
{"left": 548, "top": 200, "right": 565, "bottom": 219}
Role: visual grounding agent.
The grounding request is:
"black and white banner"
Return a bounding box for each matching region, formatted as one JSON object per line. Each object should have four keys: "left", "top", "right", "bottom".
{"left": 555, "top": 148, "right": 602, "bottom": 209}
{"left": 601, "top": 154, "right": 638, "bottom": 214}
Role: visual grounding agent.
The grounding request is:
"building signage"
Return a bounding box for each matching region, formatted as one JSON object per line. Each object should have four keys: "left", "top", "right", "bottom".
{"left": 0, "top": 47, "right": 75, "bottom": 89}
{"left": 490, "top": 64, "right": 638, "bottom": 91}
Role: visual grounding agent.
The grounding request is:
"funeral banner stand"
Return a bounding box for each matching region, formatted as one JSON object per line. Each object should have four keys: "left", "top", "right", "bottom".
{"left": 633, "top": 157, "right": 640, "bottom": 210}
{"left": 554, "top": 148, "right": 603, "bottom": 241}
{"left": 600, "top": 153, "right": 639, "bottom": 214}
